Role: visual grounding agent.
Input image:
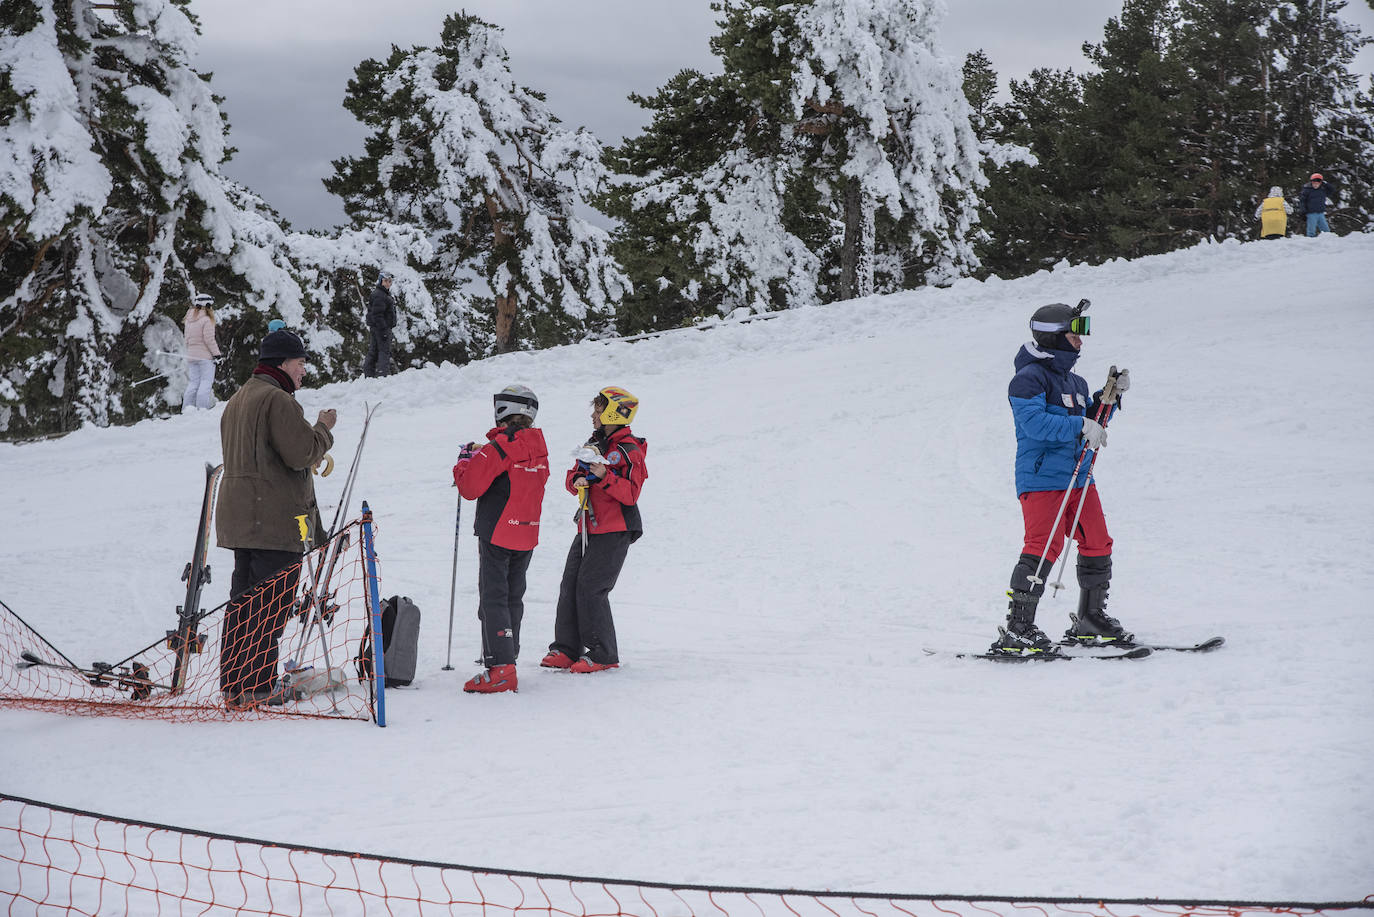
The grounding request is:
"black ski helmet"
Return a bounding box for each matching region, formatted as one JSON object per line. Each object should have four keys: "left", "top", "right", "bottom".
{"left": 1030, "top": 299, "right": 1091, "bottom": 351}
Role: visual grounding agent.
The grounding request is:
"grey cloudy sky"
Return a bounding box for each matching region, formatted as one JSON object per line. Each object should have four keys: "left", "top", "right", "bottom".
{"left": 192, "top": 0, "right": 1374, "bottom": 231}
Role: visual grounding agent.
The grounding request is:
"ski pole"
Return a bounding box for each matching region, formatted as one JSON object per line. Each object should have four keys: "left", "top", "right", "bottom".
{"left": 578, "top": 485, "right": 590, "bottom": 553}
{"left": 1028, "top": 367, "right": 1121, "bottom": 592}
{"left": 1048, "top": 367, "right": 1127, "bottom": 592}
{"left": 327, "top": 402, "right": 377, "bottom": 540}
{"left": 1047, "top": 398, "right": 1122, "bottom": 595}
{"left": 155, "top": 350, "right": 221, "bottom": 362}
{"left": 443, "top": 480, "right": 462, "bottom": 671}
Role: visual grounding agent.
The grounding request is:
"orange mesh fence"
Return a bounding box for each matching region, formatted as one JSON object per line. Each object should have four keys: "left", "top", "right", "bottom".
{"left": 0, "top": 522, "right": 378, "bottom": 723}
{"left": 1, "top": 794, "right": 1370, "bottom": 917}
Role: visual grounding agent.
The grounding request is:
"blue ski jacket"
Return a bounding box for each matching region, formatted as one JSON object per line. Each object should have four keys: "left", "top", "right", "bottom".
{"left": 1008, "top": 342, "right": 1103, "bottom": 495}
{"left": 1298, "top": 181, "right": 1337, "bottom": 214}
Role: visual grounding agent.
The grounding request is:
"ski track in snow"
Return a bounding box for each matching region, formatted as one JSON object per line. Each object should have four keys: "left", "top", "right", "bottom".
{"left": 2, "top": 235, "right": 1373, "bottom": 900}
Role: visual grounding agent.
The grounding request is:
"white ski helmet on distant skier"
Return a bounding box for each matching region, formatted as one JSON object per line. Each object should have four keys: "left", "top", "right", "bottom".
{"left": 493, "top": 384, "right": 538, "bottom": 423}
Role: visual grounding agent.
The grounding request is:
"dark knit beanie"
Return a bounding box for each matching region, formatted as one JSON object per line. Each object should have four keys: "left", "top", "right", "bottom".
{"left": 259, "top": 329, "right": 307, "bottom": 361}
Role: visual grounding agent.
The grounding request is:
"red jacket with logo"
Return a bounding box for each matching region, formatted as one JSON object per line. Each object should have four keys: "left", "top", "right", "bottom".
{"left": 454, "top": 426, "right": 550, "bottom": 551}
{"left": 567, "top": 426, "right": 647, "bottom": 537}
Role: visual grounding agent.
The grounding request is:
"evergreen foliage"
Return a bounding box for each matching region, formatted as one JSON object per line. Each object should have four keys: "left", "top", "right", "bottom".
{"left": 2, "top": 0, "right": 1371, "bottom": 439}
{"left": 974, "top": 0, "right": 1374, "bottom": 277}
{"left": 326, "top": 12, "right": 628, "bottom": 355}
{"left": 0, "top": 0, "right": 425, "bottom": 439}
{"left": 604, "top": 0, "right": 986, "bottom": 332}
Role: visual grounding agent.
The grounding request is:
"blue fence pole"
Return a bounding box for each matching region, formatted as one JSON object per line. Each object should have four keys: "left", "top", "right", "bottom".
{"left": 360, "top": 501, "right": 386, "bottom": 728}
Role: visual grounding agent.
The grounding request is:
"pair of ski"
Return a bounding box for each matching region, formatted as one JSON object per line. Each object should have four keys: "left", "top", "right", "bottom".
{"left": 925, "top": 636, "right": 1225, "bottom": 662}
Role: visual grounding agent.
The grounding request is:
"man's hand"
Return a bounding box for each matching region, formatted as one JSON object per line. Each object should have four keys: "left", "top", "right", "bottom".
{"left": 1114, "top": 369, "right": 1131, "bottom": 394}
{"left": 317, "top": 409, "right": 337, "bottom": 431}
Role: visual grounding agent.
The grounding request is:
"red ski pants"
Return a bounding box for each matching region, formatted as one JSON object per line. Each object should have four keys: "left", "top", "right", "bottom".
{"left": 1019, "top": 484, "right": 1113, "bottom": 564}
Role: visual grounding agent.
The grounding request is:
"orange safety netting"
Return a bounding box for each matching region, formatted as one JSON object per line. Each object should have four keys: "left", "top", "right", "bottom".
{"left": 0, "top": 522, "right": 378, "bottom": 723}
{"left": 1, "top": 794, "right": 1369, "bottom": 917}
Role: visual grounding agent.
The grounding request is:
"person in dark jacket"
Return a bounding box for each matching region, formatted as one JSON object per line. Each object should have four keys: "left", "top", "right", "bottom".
{"left": 1297, "top": 173, "right": 1338, "bottom": 237}
{"left": 542, "top": 386, "right": 647, "bottom": 674}
{"left": 362, "top": 271, "right": 397, "bottom": 377}
{"left": 989, "top": 302, "right": 1132, "bottom": 657}
{"left": 453, "top": 385, "right": 550, "bottom": 694}
{"left": 217, "top": 330, "right": 336, "bottom": 707}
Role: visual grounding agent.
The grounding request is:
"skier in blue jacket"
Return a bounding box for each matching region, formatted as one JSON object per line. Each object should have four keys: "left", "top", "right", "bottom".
{"left": 990, "top": 300, "right": 1133, "bottom": 657}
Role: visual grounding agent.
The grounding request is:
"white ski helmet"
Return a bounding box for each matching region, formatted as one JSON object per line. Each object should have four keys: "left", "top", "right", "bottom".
{"left": 493, "top": 384, "right": 538, "bottom": 423}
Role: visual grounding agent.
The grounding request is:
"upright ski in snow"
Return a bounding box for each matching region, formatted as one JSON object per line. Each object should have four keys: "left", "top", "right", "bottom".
{"left": 167, "top": 462, "right": 223, "bottom": 694}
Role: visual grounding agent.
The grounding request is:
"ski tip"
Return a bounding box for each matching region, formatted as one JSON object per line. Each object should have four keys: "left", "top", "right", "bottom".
{"left": 1123, "top": 646, "right": 1153, "bottom": 659}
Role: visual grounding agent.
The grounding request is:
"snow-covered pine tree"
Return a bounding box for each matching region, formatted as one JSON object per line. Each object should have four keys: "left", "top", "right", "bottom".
{"left": 326, "top": 12, "right": 627, "bottom": 355}
{"left": 608, "top": 0, "right": 987, "bottom": 325}
{"left": 605, "top": 63, "right": 823, "bottom": 322}
{"left": 959, "top": 51, "right": 1042, "bottom": 281}
{"left": 762, "top": 0, "right": 991, "bottom": 294}
{"left": 0, "top": 0, "right": 297, "bottom": 435}
{"left": 0, "top": 0, "right": 433, "bottom": 438}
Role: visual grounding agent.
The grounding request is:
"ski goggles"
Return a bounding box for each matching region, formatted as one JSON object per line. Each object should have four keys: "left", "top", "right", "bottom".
{"left": 1030, "top": 315, "right": 1091, "bottom": 336}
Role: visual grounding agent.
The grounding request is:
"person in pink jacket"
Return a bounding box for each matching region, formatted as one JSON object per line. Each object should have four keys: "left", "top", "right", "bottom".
{"left": 183, "top": 293, "right": 222, "bottom": 410}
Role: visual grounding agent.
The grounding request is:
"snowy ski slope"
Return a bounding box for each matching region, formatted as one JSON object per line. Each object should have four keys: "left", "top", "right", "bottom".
{"left": 2, "top": 233, "right": 1372, "bottom": 901}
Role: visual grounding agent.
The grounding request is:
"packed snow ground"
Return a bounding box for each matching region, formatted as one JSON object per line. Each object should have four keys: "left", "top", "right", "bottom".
{"left": 2, "top": 235, "right": 1373, "bottom": 902}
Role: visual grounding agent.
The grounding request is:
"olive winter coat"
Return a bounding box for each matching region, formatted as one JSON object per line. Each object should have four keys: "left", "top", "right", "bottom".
{"left": 216, "top": 373, "right": 333, "bottom": 552}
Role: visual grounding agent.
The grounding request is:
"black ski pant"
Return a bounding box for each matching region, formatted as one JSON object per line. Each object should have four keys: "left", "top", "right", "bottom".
{"left": 550, "top": 531, "right": 632, "bottom": 665}
{"left": 477, "top": 539, "right": 533, "bottom": 667}
{"left": 363, "top": 324, "right": 393, "bottom": 377}
{"left": 221, "top": 548, "right": 300, "bottom": 697}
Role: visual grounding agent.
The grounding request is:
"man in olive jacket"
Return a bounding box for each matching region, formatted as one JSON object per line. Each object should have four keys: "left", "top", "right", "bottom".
{"left": 217, "top": 329, "right": 337, "bottom": 708}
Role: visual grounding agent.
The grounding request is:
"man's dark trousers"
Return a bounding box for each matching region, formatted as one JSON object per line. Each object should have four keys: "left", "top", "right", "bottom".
{"left": 220, "top": 548, "right": 299, "bottom": 696}
{"left": 363, "top": 325, "right": 393, "bottom": 377}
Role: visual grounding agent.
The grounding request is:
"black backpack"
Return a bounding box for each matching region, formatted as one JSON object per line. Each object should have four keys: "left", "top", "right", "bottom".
{"left": 354, "top": 595, "right": 421, "bottom": 687}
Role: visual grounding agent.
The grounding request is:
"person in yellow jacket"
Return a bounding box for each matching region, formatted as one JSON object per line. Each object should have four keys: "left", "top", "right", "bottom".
{"left": 1254, "top": 186, "right": 1292, "bottom": 239}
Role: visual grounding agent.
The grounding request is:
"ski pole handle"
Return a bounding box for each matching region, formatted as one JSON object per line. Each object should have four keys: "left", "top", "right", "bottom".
{"left": 295, "top": 514, "right": 313, "bottom": 553}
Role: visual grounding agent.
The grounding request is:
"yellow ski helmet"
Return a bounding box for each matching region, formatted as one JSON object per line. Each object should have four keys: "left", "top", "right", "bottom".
{"left": 595, "top": 386, "right": 638, "bottom": 425}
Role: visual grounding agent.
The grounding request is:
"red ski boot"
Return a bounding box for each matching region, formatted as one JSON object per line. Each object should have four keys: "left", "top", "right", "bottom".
{"left": 569, "top": 657, "right": 619, "bottom": 674}
{"left": 464, "top": 664, "right": 517, "bottom": 693}
{"left": 540, "top": 651, "right": 574, "bottom": 669}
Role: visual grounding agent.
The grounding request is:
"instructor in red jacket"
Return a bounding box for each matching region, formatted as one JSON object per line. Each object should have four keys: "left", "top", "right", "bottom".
{"left": 454, "top": 384, "right": 550, "bottom": 693}
{"left": 542, "top": 386, "right": 648, "bottom": 674}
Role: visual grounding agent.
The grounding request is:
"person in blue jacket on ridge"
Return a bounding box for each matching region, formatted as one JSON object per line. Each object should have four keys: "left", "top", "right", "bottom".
{"left": 1297, "top": 173, "right": 1338, "bottom": 237}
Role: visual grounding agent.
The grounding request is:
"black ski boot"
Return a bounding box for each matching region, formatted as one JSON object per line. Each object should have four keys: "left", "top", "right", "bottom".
{"left": 989, "top": 554, "right": 1061, "bottom": 656}
{"left": 990, "top": 591, "right": 1061, "bottom": 656}
{"left": 1063, "top": 555, "right": 1134, "bottom": 645}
